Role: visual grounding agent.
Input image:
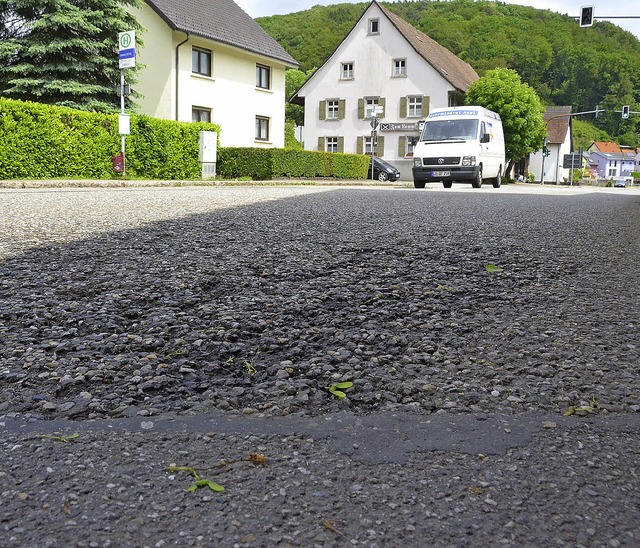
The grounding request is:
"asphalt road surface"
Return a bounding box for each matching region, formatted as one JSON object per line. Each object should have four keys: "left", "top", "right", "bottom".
{"left": 1, "top": 183, "right": 638, "bottom": 547}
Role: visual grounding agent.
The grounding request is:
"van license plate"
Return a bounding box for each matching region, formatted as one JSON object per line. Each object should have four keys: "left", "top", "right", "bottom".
{"left": 432, "top": 171, "right": 450, "bottom": 177}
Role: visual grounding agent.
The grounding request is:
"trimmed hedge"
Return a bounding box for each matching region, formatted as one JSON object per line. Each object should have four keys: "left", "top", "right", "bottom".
{"left": 218, "top": 147, "right": 369, "bottom": 180}
{"left": 0, "top": 98, "right": 220, "bottom": 180}
{"left": 1, "top": 98, "right": 370, "bottom": 181}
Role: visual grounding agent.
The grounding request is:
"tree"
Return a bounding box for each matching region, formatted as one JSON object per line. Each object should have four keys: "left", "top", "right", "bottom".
{"left": 0, "top": 0, "right": 141, "bottom": 112}
{"left": 465, "top": 68, "right": 546, "bottom": 176}
{"left": 285, "top": 67, "right": 314, "bottom": 127}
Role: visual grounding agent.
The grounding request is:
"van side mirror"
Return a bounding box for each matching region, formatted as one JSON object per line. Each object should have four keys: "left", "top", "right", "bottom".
{"left": 480, "top": 133, "right": 490, "bottom": 143}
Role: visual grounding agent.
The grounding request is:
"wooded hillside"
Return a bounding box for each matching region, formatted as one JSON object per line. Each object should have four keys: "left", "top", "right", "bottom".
{"left": 257, "top": 0, "right": 640, "bottom": 146}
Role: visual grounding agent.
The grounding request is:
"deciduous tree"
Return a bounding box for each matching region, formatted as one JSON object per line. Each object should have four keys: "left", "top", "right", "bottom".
{"left": 465, "top": 68, "right": 546, "bottom": 176}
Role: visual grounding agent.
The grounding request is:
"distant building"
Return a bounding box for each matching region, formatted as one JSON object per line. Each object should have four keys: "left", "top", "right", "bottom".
{"left": 291, "top": 0, "right": 478, "bottom": 180}
{"left": 528, "top": 106, "right": 573, "bottom": 184}
{"left": 130, "top": 0, "right": 298, "bottom": 148}
{"left": 587, "top": 141, "right": 638, "bottom": 180}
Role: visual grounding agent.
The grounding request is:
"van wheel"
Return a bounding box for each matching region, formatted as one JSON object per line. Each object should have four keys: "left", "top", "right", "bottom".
{"left": 443, "top": 181, "right": 452, "bottom": 188}
{"left": 472, "top": 166, "right": 483, "bottom": 188}
{"left": 492, "top": 167, "right": 502, "bottom": 188}
{"left": 413, "top": 180, "right": 426, "bottom": 189}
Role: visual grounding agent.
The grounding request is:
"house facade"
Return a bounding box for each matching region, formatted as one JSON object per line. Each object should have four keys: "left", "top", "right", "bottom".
{"left": 587, "top": 142, "right": 639, "bottom": 180}
{"left": 292, "top": 1, "right": 479, "bottom": 180}
{"left": 529, "top": 106, "right": 573, "bottom": 184}
{"left": 130, "top": 0, "right": 298, "bottom": 148}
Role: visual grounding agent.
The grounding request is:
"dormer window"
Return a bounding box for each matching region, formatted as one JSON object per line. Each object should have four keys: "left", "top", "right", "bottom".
{"left": 369, "top": 18, "right": 380, "bottom": 34}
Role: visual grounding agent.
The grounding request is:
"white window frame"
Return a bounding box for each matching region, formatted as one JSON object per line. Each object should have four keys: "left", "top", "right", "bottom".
{"left": 393, "top": 58, "right": 407, "bottom": 77}
{"left": 326, "top": 137, "right": 339, "bottom": 153}
{"left": 405, "top": 135, "right": 418, "bottom": 157}
{"left": 341, "top": 62, "right": 354, "bottom": 80}
{"left": 364, "top": 136, "right": 375, "bottom": 155}
{"left": 327, "top": 99, "right": 339, "bottom": 120}
{"left": 365, "top": 98, "right": 380, "bottom": 119}
{"left": 408, "top": 96, "right": 422, "bottom": 117}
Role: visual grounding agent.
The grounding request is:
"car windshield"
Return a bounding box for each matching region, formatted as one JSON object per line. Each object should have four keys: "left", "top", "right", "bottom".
{"left": 420, "top": 119, "right": 479, "bottom": 142}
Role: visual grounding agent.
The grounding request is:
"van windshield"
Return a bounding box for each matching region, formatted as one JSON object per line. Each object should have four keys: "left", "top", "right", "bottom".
{"left": 420, "top": 119, "right": 479, "bottom": 142}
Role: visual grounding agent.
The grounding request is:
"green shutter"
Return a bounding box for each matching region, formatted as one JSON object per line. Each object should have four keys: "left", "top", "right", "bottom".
{"left": 338, "top": 136, "right": 344, "bottom": 153}
{"left": 400, "top": 97, "right": 407, "bottom": 119}
{"left": 358, "top": 98, "right": 364, "bottom": 119}
{"left": 338, "top": 99, "right": 346, "bottom": 119}
{"left": 356, "top": 136, "right": 363, "bottom": 154}
{"left": 379, "top": 97, "right": 386, "bottom": 119}
{"left": 377, "top": 136, "right": 385, "bottom": 157}
{"left": 398, "top": 136, "right": 406, "bottom": 157}
{"left": 319, "top": 100, "right": 326, "bottom": 121}
{"left": 318, "top": 137, "right": 324, "bottom": 151}
{"left": 423, "top": 96, "right": 430, "bottom": 117}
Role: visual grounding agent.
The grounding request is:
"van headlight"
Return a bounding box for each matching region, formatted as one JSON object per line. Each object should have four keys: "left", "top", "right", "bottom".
{"left": 462, "top": 156, "right": 476, "bottom": 166}
{"left": 413, "top": 158, "right": 422, "bottom": 167}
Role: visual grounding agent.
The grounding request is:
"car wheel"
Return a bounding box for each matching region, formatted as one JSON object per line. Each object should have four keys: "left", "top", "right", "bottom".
{"left": 413, "top": 180, "right": 426, "bottom": 189}
{"left": 443, "top": 181, "right": 453, "bottom": 189}
{"left": 378, "top": 171, "right": 389, "bottom": 182}
{"left": 472, "top": 166, "right": 483, "bottom": 188}
{"left": 492, "top": 167, "right": 501, "bottom": 188}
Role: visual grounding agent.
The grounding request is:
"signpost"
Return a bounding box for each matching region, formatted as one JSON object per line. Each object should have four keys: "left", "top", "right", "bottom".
{"left": 117, "top": 31, "right": 136, "bottom": 176}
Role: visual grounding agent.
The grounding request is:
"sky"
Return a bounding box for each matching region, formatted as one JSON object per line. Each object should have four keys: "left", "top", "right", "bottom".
{"left": 235, "top": 0, "right": 640, "bottom": 40}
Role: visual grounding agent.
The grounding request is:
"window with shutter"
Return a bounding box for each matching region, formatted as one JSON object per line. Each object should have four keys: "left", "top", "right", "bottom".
{"left": 338, "top": 136, "right": 344, "bottom": 153}
{"left": 318, "top": 137, "right": 325, "bottom": 151}
{"left": 319, "top": 100, "right": 326, "bottom": 121}
{"left": 377, "top": 136, "right": 385, "bottom": 157}
{"left": 356, "top": 136, "right": 363, "bottom": 154}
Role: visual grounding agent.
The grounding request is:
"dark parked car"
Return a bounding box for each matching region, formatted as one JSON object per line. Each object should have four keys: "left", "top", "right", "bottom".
{"left": 369, "top": 157, "right": 401, "bottom": 182}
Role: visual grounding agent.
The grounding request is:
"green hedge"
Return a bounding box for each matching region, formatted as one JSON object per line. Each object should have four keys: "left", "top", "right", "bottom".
{"left": 0, "top": 98, "right": 220, "bottom": 180}
{"left": 218, "top": 147, "right": 369, "bottom": 180}
{"left": 1, "top": 98, "right": 370, "bottom": 181}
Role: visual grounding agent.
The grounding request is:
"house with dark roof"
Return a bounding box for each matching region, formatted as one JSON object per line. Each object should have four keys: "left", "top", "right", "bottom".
{"left": 291, "top": 1, "right": 479, "bottom": 179}
{"left": 130, "top": 0, "right": 298, "bottom": 147}
{"left": 528, "top": 106, "right": 573, "bottom": 183}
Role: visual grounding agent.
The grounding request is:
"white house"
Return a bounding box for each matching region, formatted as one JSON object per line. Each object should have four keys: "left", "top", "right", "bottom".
{"left": 529, "top": 106, "right": 573, "bottom": 184}
{"left": 129, "top": 0, "right": 298, "bottom": 148}
{"left": 292, "top": 1, "right": 479, "bottom": 180}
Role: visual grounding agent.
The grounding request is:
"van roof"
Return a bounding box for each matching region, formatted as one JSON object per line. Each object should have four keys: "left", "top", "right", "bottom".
{"left": 427, "top": 107, "right": 501, "bottom": 121}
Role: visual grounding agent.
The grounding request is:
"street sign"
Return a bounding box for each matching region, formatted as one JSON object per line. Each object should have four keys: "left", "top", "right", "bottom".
{"left": 118, "top": 30, "right": 136, "bottom": 69}
{"left": 579, "top": 6, "right": 594, "bottom": 27}
{"left": 370, "top": 118, "right": 379, "bottom": 130}
{"left": 563, "top": 154, "right": 582, "bottom": 169}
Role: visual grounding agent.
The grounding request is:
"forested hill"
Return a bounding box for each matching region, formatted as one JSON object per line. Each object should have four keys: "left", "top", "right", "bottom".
{"left": 257, "top": 0, "right": 640, "bottom": 144}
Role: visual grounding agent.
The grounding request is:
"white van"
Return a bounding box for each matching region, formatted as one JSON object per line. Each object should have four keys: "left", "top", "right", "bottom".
{"left": 412, "top": 106, "right": 506, "bottom": 189}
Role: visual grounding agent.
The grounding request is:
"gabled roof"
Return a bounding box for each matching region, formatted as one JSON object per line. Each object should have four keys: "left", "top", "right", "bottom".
{"left": 544, "top": 106, "right": 572, "bottom": 144}
{"left": 292, "top": 0, "right": 478, "bottom": 103}
{"left": 144, "top": 0, "right": 298, "bottom": 66}
{"left": 591, "top": 141, "right": 622, "bottom": 154}
{"left": 376, "top": 2, "right": 478, "bottom": 92}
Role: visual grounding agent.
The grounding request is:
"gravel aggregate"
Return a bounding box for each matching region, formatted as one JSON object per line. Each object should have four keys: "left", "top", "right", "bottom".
{"left": 0, "top": 184, "right": 638, "bottom": 546}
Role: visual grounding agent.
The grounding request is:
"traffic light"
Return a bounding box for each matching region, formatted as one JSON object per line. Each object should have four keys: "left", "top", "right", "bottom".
{"left": 622, "top": 105, "right": 630, "bottom": 119}
{"left": 580, "top": 6, "right": 594, "bottom": 27}
{"left": 542, "top": 147, "right": 550, "bottom": 157}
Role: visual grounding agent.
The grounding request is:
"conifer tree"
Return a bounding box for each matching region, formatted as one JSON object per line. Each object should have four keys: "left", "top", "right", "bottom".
{"left": 0, "top": 0, "right": 141, "bottom": 112}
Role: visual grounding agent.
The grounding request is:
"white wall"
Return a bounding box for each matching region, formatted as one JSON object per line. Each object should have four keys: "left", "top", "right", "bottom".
{"left": 297, "top": 3, "right": 457, "bottom": 179}
{"left": 131, "top": 3, "right": 288, "bottom": 148}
